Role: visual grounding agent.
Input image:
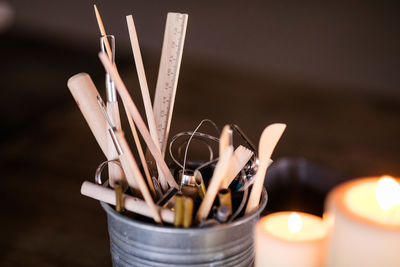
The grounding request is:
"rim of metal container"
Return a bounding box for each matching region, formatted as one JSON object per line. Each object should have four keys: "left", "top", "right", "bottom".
{"left": 100, "top": 188, "right": 267, "bottom": 233}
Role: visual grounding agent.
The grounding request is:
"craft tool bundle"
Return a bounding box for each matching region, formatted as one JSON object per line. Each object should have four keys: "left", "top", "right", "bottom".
{"left": 69, "top": 6, "right": 286, "bottom": 229}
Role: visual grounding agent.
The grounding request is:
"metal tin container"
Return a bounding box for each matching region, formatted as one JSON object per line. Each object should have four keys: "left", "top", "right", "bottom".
{"left": 101, "top": 189, "right": 267, "bottom": 267}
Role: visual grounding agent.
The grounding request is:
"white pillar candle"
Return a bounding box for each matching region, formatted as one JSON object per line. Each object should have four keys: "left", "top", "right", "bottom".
{"left": 324, "top": 176, "right": 400, "bottom": 267}
{"left": 255, "top": 211, "right": 326, "bottom": 267}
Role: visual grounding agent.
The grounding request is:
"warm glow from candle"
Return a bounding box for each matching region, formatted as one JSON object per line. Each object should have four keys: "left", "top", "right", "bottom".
{"left": 376, "top": 176, "right": 400, "bottom": 210}
{"left": 288, "top": 212, "right": 302, "bottom": 233}
{"left": 344, "top": 176, "right": 400, "bottom": 226}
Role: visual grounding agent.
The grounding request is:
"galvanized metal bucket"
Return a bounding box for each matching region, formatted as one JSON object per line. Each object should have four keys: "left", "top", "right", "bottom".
{"left": 101, "top": 189, "right": 267, "bottom": 267}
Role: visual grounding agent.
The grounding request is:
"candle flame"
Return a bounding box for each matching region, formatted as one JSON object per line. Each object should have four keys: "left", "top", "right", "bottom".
{"left": 376, "top": 176, "right": 400, "bottom": 210}
{"left": 288, "top": 212, "right": 302, "bottom": 233}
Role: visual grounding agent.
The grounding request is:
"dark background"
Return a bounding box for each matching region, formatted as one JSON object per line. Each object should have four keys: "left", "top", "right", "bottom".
{"left": 1, "top": 1, "right": 399, "bottom": 266}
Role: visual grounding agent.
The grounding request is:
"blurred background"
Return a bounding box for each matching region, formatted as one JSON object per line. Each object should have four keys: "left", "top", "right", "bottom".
{"left": 1, "top": 1, "right": 399, "bottom": 266}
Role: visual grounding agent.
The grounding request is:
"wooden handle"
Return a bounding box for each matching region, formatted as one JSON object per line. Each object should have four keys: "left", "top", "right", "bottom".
{"left": 98, "top": 52, "right": 178, "bottom": 189}
{"left": 195, "top": 146, "right": 233, "bottom": 222}
{"left": 106, "top": 102, "right": 125, "bottom": 187}
{"left": 115, "top": 130, "right": 162, "bottom": 223}
{"left": 81, "top": 181, "right": 173, "bottom": 224}
{"left": 245, "top": 123, "right": 286, "bottom": 214}
{"left": 67, "top": 73, "right": 108, "bottom": 157}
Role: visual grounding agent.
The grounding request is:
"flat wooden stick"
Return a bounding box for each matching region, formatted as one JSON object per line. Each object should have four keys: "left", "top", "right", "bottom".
{"left": 195, "top": 146, "right": 233, "bottom": 222}
{"left": 126, "top": 15, "right": 169, "bottom": 191}
{"left": 114, "top": 130, "right": 162, "bottom": 223}
{"left": 126, "top": 15, "right": 159, "bottom": 147}
{"left": 68, "top": 73, "right": 109, "bottom": 157}
{"left": 245, "top": 123, "right": 286, "bottom": 214}
{"left": 81, "top": 181, "right": 173, "bottom": 224}
{"left": 219, "top": 125, "right": 231, "bottom": 156}
{"left": 221, "top": 145, "right": 254, "bottom": 188}
{"left": 123, "top": 103, "right": 157, "bottom": 198}
{"left": 98, "top": 52, "right": 178, "bottom": 189}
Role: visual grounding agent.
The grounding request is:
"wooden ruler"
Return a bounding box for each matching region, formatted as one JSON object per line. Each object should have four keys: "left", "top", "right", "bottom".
{"left": 153, "top": 12, "right": 188, "bottom": 157}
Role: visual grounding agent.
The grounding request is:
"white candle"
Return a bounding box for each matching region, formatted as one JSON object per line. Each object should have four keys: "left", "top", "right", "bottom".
{"left": 255, "top": 211, "right": 326, "bottom": 267}
{"left": 324, "top": 176, "right": 400, "bottom": 267}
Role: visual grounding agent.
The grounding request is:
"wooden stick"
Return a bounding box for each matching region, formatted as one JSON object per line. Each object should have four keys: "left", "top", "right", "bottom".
{"left": 126, "top": 15, "right": 169, "bottom": 191}
{"left": 123, "top": 103, "right": 157, "bottom": 198}
{"left": 99, "top": 51, "right": 178, "bottom": 189}
{"left": 221, "top": 145, "right": 254, "bottom": 188}
{"left": 93, "top": 4, "right": 112, "bottom": 58}
{"left": 245, "top": 123, "right": 286, "bottom": 214}
{"left": 126, "top": 15, "right": 160, "bottom": 148}
{"left": 68, "top": 73, "right": 109, "bottom": 157}
{"left": 219, "top": 125, "right": 231, "bottom": 156}
{"left": 114, "top": 130, "right": 162, "bottom": 223}
{"left": 93, "top": 5, "right": 124, "bottom": 187}
{"left": 195, "top": 146, "right": 233, "bottom": 222}
{"left": 81, "top": 181, "right": 173, "bottom": 224}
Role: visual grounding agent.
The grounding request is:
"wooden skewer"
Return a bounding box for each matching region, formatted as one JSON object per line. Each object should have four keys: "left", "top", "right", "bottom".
{"left": 81, "top": 181, "right": 173, "bottom": 224}
{"left": 93, "top": 4, "right": 112, "bottom": 59}
{"left": 219, "top": 125, "right": 231, "bottom": 156}
{"left": 245, "top": 123, "right": 286, "bottom": 214}
{"left": 98, "top": 52, "right": 178, "bottom": 189}
{"left": 221, "top": 145, "right": 254, "bottom": 189}
{"left": 93, "top": 5, "right": 124, "bottom": 187}
{"left": 195, "top": 146, "right": 233, "bottom": 222}
{"left": 123, "top": 103, "right": 157, "bottom": 198}
{"left": 114, "top": 130, "right": 162, "bottom": 223}
{"left": 68, "top": 73, "right": 109, "bottom": 157}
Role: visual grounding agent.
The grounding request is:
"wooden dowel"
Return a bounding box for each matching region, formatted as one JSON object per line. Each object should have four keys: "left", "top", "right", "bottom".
{"left": 221, "top": 145, "right": 254, "bottom": 189}
{"left": 81, "top": 181, "right": 173, "bottom": 224}
{"left": 195, "top": 146, "right": 233, "bottom": 222}
{"left": 67, "top": 73, "right": 109, "bottom": 157}
{"left": 123, "top": 102, "right": 157, "bottom": 199}
{"left": 114, "top": 130, "right": 162, "bottom": 223}
{"left": 245, "top": 123, "right": 286, "bottom": 214}
{"left": 98, "top": 52, "right": 178, "bottom": 189}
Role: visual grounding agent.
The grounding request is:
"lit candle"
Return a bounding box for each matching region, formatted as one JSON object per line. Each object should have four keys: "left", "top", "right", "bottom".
{"left": 324, "top": 176, "right": 400, "bottom": 267}
{"left": 255, "top": 211, "right": 326, "bottom": 267}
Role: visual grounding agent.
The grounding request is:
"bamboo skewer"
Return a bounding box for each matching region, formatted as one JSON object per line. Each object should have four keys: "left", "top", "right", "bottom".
{"left": 221, "top": 145, "right": 254, "bottom": 189}
{"left": 98, "top": 52, "right": 178, "bottom": 189}
{"left": 195, "top": 146, "right": 233, "bottom": 222}
{"left": 114, "top": 130, "right": 162, "bottom": 223}
{"left": 245, "top": 123, "right": 286, "bottom": 214}
{"left": 81, "top": 181, "right": 173, "bottom": 224}
{"left": 93, "top": 4, "right": 112, "bottom": 58}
